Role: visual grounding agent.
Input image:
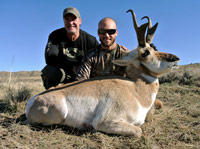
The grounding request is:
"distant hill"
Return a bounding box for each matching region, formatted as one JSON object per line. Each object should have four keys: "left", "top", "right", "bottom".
{"left": 0, "top": 71, "right": 41, "bottom": 78}
{"left": 0, "top": 63, "right": 200, "bottom": 86}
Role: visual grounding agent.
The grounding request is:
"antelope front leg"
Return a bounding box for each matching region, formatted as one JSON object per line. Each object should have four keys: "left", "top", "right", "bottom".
{"left": 93, "top": 120, "right": 142, "bottom": 138}
{"left": 145, "top": 105, "right": 155, "bottom": 122}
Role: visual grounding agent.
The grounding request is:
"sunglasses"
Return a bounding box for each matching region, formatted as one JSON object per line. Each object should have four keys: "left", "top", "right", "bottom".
{"left": 98, "top": 29, "right": 117, "bottom": 35}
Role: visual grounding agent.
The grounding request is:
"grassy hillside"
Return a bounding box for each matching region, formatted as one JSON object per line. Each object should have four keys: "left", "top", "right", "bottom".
{"left": 0, "top": 64, "right": 200, "bottom": 148}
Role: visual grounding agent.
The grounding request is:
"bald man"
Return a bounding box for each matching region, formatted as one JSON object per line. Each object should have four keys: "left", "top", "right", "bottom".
{"left": 76, "top": 17, "right": 128, "bottom": 80}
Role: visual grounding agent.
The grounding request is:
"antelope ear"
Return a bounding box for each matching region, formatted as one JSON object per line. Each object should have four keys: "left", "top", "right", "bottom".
{"left": 112, "top": 50, "right": 138, "bottom": 66}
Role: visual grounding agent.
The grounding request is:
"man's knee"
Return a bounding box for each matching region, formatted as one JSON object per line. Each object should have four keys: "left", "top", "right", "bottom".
{"left": 41, "top": 65, "right": 62, "bottom": 89}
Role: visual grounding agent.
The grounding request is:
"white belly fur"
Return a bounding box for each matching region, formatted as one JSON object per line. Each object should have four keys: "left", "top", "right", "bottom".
{"left": 63, "top": 95, "right": 100, "bottom": 128}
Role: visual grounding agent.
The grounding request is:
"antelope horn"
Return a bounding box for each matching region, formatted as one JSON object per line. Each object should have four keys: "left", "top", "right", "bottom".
{"left": 141, "top": 16, "right": 158, "bottom": 44}
{"left": 126, "top": 9, "right": 149, "bottom": 47}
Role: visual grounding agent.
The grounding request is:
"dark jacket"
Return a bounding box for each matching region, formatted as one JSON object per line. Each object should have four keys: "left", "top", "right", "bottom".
{"left": 45, "top": 28, "right": 99, "bottom": 78}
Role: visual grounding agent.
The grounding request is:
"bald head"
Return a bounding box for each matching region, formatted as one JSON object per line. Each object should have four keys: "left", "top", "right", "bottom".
{"left": 97, "top": 17, "right": 118, "bottom": 50}
{"left": 98, "top": 17, "right": 117, "bottom": 29}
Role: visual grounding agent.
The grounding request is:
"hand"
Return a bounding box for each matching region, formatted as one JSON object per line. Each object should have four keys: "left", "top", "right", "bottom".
{"left": 120, "top": 45, "right": 129, "bottom": 51}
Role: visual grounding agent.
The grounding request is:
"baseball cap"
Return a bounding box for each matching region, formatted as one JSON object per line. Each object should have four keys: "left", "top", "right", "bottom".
{"left": 63, "top": 7, "right": 81, "bottom": 18}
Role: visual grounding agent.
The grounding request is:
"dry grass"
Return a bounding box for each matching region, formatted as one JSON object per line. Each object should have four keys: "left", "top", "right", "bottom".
{"left": 0, "top": 64, "right": 200, "bottom": 149}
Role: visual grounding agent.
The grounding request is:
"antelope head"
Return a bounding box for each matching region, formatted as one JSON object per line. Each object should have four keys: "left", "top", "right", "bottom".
{"left": 113, "top": 9, "right": 180, "bottom": 78}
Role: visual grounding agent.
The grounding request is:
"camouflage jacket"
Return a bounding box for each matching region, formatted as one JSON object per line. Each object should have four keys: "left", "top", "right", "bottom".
{"left": 76, "top": 44, "right": 127, "bottom": 81}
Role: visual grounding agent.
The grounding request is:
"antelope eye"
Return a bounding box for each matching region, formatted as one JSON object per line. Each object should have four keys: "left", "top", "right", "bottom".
{"left": 141, "top": 50, "right": 150, "bottom": 58}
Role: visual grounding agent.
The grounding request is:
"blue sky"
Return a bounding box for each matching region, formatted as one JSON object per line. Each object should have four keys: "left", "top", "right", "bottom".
{"left": 0, "top": 0, "right": 199, "bottom": 72}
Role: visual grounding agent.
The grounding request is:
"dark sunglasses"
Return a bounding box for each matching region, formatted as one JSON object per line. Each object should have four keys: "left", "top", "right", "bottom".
{"left": 98, "top": 29, "right": 117, "bottom": 35}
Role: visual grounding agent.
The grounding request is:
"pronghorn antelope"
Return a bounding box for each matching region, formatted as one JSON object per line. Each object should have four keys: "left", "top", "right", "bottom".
{"left": 25, "top": 10, "right": 180, "bottom": 137}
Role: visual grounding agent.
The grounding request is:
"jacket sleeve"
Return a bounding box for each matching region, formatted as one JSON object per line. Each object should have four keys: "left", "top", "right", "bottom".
{"left": 44, "top": 37, "right": 60, "bottom": 66}
{"left": 76, "top": 52, "right": 96, "bottom": 81}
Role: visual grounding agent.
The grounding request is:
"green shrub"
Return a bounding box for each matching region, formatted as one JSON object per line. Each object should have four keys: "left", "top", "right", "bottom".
{"left": 160, "top": 64, "right": 200, "bottom": 87}
{"left": 0, "top": 86, "right": 32, "bottom": 113}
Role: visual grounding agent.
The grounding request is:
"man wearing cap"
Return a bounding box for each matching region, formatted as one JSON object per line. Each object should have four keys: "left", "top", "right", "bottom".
{"left": 41, "top": 7, "right": 99, "bottom": 89}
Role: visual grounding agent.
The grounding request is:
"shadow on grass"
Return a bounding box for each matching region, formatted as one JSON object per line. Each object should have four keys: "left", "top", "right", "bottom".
{"left": 0, "top": 102, "right": 12, "bottom": 113}
{"left": 14, "top": 113, "right": 97, "bottom": 136}
{"left": 15, "top": 114, "right": 124, "bottom": 137}
{"left": 0, "top": 112, "right": 96, "bottom": 136}
{"left": 1, "top": 112, "right": 134, "bottom": 138}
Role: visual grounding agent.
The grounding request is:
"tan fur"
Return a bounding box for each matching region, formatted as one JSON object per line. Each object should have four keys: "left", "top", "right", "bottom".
{"left": 154, "top": 99, "right": 163, "bottom": 109}
{"left": 26, "top": 47, "right": 179, "bottom": 137}
{"left": 26, "top": 11, "right": 180, "bottom": 137}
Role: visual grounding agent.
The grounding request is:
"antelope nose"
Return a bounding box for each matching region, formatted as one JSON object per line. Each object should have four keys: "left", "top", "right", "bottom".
{"left": 168, "top": 55, "right": 180, "bottom": 62}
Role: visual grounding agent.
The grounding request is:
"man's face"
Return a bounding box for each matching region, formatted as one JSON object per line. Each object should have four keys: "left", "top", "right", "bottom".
{"left": 98, "top": 20, "right": 118, "bottom": 48}
{"left": 63, "top": 13, "right": 82, "bottom": 34}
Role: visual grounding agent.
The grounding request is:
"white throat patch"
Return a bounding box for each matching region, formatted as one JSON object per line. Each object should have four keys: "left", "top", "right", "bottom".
{"left": 141, "top": 73, "right": 158, "bottom": 83}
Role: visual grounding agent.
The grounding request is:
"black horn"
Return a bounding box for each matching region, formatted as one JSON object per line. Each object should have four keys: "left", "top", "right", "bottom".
{"left": 141, "top": 16, "right": 158, "bottom": 44}
{"left": 127, "top": 9, "right": 148, "bottom": 47}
